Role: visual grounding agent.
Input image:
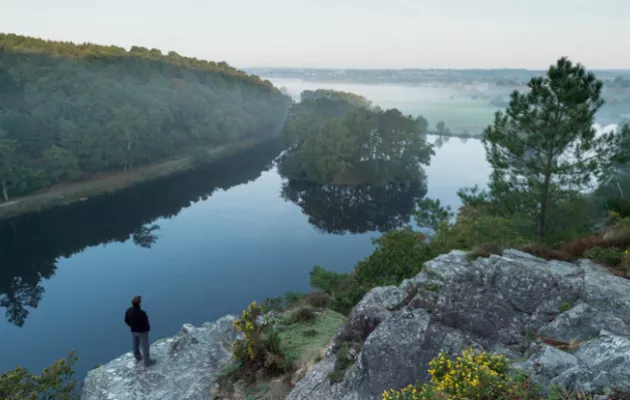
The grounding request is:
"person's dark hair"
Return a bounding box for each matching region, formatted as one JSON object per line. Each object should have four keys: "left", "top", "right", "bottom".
{"left": 131, "top": 296, "right": 142, "bottom": 308}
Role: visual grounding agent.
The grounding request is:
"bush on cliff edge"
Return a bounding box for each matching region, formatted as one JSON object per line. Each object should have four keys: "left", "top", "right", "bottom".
{"left": 0, "top": 351, "right": 79, "bottom": 400}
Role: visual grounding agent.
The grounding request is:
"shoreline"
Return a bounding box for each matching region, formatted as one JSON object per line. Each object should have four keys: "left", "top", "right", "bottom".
{"left": 0, "top": 137, "right": 273, "bottom": 221}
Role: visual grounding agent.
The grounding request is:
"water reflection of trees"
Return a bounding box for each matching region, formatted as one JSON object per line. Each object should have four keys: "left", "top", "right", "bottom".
{"left": 281, "top": 178, "right": 427, "bottom": 235}
{"left": 0, "top": 141, "right": 282, "bottom": 327}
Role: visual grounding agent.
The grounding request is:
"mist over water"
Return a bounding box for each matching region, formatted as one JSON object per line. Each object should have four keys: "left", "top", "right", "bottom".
{"left": 270, "top": 78, "right": 500, "bottom": 134}
{"left": 270, "top": 77, "right": 626, "bottom": 137}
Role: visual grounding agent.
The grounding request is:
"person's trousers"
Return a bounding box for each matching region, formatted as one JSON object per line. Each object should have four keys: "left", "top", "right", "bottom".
{"left": 132, "top": 332, "right": 151, "bottom": 366}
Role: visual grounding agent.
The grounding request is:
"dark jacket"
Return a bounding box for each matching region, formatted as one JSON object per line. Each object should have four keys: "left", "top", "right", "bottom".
{"left": 125, "top": 306, "right": 151, "bottom": 333}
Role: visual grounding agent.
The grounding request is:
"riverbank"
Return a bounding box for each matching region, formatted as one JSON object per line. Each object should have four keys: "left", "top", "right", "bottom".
{"left": 0, "top": 137, "right": 272, "bottom": 220}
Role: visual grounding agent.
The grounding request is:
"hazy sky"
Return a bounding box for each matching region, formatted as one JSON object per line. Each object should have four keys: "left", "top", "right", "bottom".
{"left": 1, "top": 0, "right": 628, "bottom": 69}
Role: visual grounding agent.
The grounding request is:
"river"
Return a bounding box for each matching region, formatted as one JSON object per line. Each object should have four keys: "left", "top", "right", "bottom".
{"left": 0, "top": 83, "right": 490, "bottom": 381}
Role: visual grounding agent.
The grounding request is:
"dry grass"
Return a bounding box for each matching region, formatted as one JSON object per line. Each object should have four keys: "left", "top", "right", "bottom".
{"left": 539, "top": 336, "right": 584, "bottom": 351}
{"left": 304, "top": 292, "right": 330, "bottom": 309}
{"left": 291, "top": 307, "right": 316, "bottom": 324}
{"left": 560, "top": 235, "right": 603, "bottom": 258}
{"left": 518, "top": 231, "right": 630, "bottom": 279}
{"left": 519, "top": 244, "right": 576, "bottom": 262}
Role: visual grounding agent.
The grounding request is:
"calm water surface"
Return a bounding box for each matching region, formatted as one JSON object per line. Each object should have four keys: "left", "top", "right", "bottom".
{"left": 0, "top": 98, "right": 489, "bottom": 381}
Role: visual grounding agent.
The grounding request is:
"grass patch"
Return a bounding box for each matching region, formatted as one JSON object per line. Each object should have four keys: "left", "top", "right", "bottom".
{"left": 219, "top": 360, "right": 243, "bottom": 377}
{"left": 303, "top": 329, "right": 319, "bottom": 337}
{"left": 244, "top": 383, "right": 269, "bottom": 399}
{"left": 329, "top": 341, "right": 362, "bottom": 384}
{"left": 424, "top": 282, "right": 441, "bottom": 292}
{"left": 278, "top": 309, "right": 345, "bottom": 367}
{"left": 559, "top": 301, "right": 574, "bottom": 313}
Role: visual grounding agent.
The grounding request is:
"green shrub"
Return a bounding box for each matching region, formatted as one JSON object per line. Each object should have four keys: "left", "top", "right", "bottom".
{"left": 310, "top": 266, "right": 349, "bottom": 295}
{"left": 329, "top": 342, "right": 361, "bottom": 384}
{"left": 0, "top": 351, "right": 79, "bottom": 400}
{"left": 605, "top": 198, "right": 630, "bottom": 219}
{"left": 559, "top": 301, "right": 574, "bottom": 312}
{"left": 583, "top": 246, "right": 625, "bottom": 266}
{"left": 414, "top": 197, "right": 454, "bottom": 233}
{"left": 431, "top": 207, "right": 523, "bottom": 254}
{"left": 354, "top": 228, "right": 431, "bottom": 287}
{"left": 292, "top": 307, "right": 316, "bottom": 324}
{"left": 309, "top": 267, "right": 367, "bottom": 315}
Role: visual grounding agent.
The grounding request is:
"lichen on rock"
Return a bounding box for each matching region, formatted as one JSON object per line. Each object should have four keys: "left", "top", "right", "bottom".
{"left": 288, "top": 250, "right": 630, "bottom": 399}
{"left": 81, "top": 316, "right": 237, "bottom": 400}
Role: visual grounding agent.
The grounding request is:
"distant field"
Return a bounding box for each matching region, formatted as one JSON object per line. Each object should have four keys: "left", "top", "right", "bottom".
{"left": 270, "top": 78, "right": 500, "bottom": 134}
{"left": 378, "top": 98, "right": 496, "bottom": 134}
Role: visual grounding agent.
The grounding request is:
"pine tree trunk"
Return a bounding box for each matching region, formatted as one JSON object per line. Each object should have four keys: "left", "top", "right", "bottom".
{"left": 538, "top": 150, "right": 554, "bottom": 240}
{"left": 1, "top": 180, "right": 8, "bottom": 202}
{"left": 616, "top": 178, "right": 625, "bottom": 198}
{"left": 538, "top": 180, "right": 550, "bottom": 240}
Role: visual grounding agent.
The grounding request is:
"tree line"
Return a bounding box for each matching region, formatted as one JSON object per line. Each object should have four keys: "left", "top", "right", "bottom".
{"left": 0, "top": 33, "right": 291, "bottom": 201}
{"left": 279, "top": 89, "right": 433, "bottom": 185}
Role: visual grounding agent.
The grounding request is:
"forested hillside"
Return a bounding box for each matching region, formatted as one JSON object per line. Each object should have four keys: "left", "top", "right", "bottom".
{"left": 0, "top": 33, "right": 290, "bottom": 201}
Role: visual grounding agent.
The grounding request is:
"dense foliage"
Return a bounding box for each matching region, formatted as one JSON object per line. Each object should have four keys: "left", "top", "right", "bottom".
{"left": 0, "top": 33, "right": 290, "bottom": 200}
{"left": 309, "top": 197, "right": 525, "bottom": 315}
{"left": 280, "top": 89, "right": 433, "bottom": 185}
{"left": 0, "top": 351, "right": 78, "bottom": 400}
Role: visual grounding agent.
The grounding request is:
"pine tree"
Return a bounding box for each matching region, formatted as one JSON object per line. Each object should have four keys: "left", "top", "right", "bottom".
{"left": 483, "top": 57, "right": 615, "bottom": 240}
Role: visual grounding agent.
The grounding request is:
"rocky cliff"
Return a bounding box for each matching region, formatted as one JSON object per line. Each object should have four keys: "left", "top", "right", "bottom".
{"left": 82, "top": 250, "right": 630, "bottom": 400}
{"left": 288, "top": 249, "right": 630, "bottom": 399}
{"left": 81, "top": 316, "right": 237, "bottom": 400}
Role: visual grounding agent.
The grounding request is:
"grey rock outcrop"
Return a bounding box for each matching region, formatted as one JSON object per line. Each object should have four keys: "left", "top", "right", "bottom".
{"left": 288, "top": 250, "right": 630, "bottom": 400}
{"left": 338, "top": 285, "right": 403, "bottom": 344}
{"left": 81, "top": 316, "right": 237, "bottom": 400}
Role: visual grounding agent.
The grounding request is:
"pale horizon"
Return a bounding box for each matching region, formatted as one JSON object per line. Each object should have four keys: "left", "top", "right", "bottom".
{"left": 1, "top": 0, "right": 629, "bottom": 70}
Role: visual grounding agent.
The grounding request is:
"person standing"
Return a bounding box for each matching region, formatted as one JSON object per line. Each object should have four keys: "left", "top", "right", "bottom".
{"left": 124, "top": 296, "right": 156, "bottom": 367}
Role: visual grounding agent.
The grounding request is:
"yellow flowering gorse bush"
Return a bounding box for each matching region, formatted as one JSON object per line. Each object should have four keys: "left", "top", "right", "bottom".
{"left": 232, "top": 301, "right": 286, "bottom": 373}
{"left": 382, "top": 348, "right": 538, "bottom": 400}
{"left": 232, "top": 301, "right": 264, "bottom": 361}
